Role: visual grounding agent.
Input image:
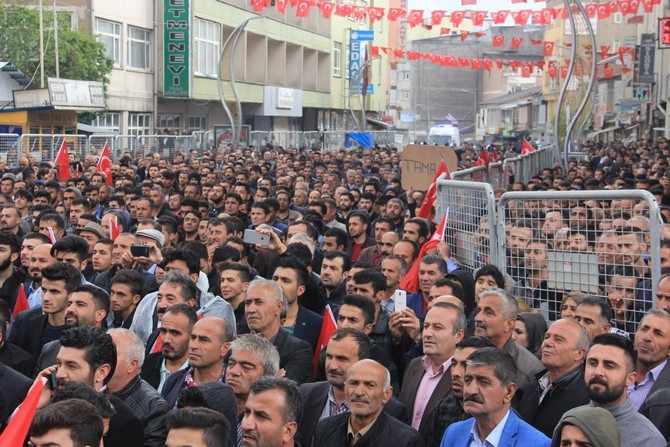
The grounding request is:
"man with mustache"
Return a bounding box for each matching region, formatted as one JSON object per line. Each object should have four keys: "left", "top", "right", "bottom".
{"left": 427, "top": 336, "right": 495, "bottom": 447}
{"left": 439, "top": 347, "right": 550, "bottom": 447}
{"left": 23, "top": 241, "right": 54, "bottom": 310}
{"left": 584, "top": 333, "right": 665, "bottom": 447}
{"left": 313, "top": 359, "right": 421, "bottom": 446}
{"left": 473, "top": 288, "right": 543, "bottom": 392}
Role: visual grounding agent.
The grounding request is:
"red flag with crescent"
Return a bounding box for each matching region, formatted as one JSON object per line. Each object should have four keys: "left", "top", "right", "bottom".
{"left": 97, "top": 143, "right": 113, "bottom": 186}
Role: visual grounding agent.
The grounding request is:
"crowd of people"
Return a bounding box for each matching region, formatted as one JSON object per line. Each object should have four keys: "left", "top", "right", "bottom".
{"left": 0, "top": 138, "right": 666, "bottom": 447}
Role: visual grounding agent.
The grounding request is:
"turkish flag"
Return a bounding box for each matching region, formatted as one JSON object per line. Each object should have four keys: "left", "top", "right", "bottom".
{"left": 12, "top": 286, "right": 29, "bottom": 319}
{"left": 97, "top": 143, "right": 113, "bottom": 186}
{"left": 458, "top": 57, "right": 470, "bottom": 67}
{"left": 417, "top": 160, "right": 449, "bottom": 219}
{"left": 491, "top": 10, "right": 509, "bottom": 24}
{"left": 387, "top": 7, "right": 406, "bottom": 21}
{"left": 530, "top": 39, "right": 543, "bottom": 46}
{"left": 431, "top": 10, "right": 446, "bottom": 25}
{"left": 521, "top": 64, "right": 531, "bottom": 78}
{"left": 629, "top": 0, "right": 640, "bottom": 11}
{"left": 511, "top": 37, "right": 522, "bottom": 49}
{"left": 511, "top": 0, "right": 527, "bottom": 3}
{"left": 251, "top": 0, "right": 265, "bottom": 12}
{"left": 313, "top": 306, "right": 337, "bottom": 379}
{"left": 584, "top": 4, "right": 596, "bottom": 17}
{"left": 474, "top": 32, "right": 486, "bottom": 38}
{"left": 440, "top": 27, "right": 451, "bottom": 35}
{"left": 471, "top": 59, "right": 482, "bottom": 70}
{"left": 462, "top": 0, "right": 477, "bottom": 4}
{"left": 461, "top": 31, "right": 469, "bottom": 40}
{"left": 55, "top": 139, "right": 70, "bottom": 180}
{"left": 642, "top": 0, "right": 653, "bottom": 12}
{"left": 295, "top": 0, "right": 311, "bottom": 17}
{"left": 495, "top": 60, "right": 504, "bottom": 69}
{"left": 431, "top": 210, "right": 449, "bottom": 243}
{"left": 370, "top": 45, "right": 379, "bottom": 58}
{"left": 521, "top": 138, "right": 535, "bottom": 155}
{"left": 472, "top": 11, "right": 487, "bottom": 26}
{"left": 406, "top": 9, "right": 424, "bottom": 27}
{"left": 619, "top": 0, "right": 631, "bottom": 15}
{"left": 109, "top": 214, "right": 121, "bottom": 240}
{"left": 542, "top": 8, "right": 554, "bottom": 23}
{"left": 532, "top": 11, "right": 543, "bottom": 23}
{"left": 476, "top": 148, "right": 490, "bottom": 167}
{"left": 560, "top": 65, "right": 568, "bottom": 79}
{"left": 318, "top": 1, "right": 334, "bottom": 18}
{"left": 490, "top": 150, "right": 499, "bottom": 163}
{"left": 150, "top": 334, "right": 163, "bottom": 354}
{"left": 608, "top": 1, "right": 619, "bottom": 11}
{"left": 543, "top": 41, "right": 555, "bottom": 57}
{"left": 0, "top": 377, "right": 47, "bottom": 446}
{"left": 601, "top": 45, "right": 610, "bottom": 59}
{"left": 492, "top": 35, "right": 504, "bottom": 47}
{"left": 483, "top": 59, "right": 493, "bottom": 72}
{"left": 512, "top": 10, "right": 530, "bottom": 24}
{"left": 334, "top": 3, "right": 352, "bottom": 16}
{"left": 276, "top": 0, "right": 287, "bottom": 13}
{"left": 598, "top": 4, "right": 610, "bottom": 18}
{"left": 450, "top": 10, "right": 466, "bottom": 27}
{"left": 393, "top": 49, "right": 405, "bottom": 58}
{"left": 368, "top": 7, "right": 384, "bottom": 22}
{"left": 548, "top": 62, "right": 557, "bottom": 78}
{"left": 351, "top": 6, "right": 366, "bottom": 20}
{"left": 446, "top": 56, "right": 458, "bottom": 67}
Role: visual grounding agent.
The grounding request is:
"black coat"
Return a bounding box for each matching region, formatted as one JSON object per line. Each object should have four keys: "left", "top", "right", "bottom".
{"left": 313, "top": 411, "right": 423, "bottom": 447}
{"left": 274, "top": 328, "right": 313, "bottom": 385}
{"left": 112, "top": 375, "right": 169, "bottom": 447}
{"left": 298, "top": 381, "right": 408, "bottom": 446}
{"left": 517, "top": 366, "right": 589, "bottom": 437}
{"left": 105, "top": 394, "right": 145, "bottom": 447}
{"left": 0, "top": 362, "right": 31, "bottom": 424}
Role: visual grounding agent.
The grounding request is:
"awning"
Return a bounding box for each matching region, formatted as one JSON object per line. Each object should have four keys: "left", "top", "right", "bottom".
{"left": 587, "top": 126, "right": 618, "bottom": 138}
{"left": 77, "top": 123, "right": 117, "bottom": 134}
{"left": 366, "top": 117, "right": 391, "bottom": 129}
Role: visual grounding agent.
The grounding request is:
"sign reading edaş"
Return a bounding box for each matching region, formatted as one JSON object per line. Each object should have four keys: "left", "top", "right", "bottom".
{"left": 401, "top": 144, "right": 458, "bottom": 191}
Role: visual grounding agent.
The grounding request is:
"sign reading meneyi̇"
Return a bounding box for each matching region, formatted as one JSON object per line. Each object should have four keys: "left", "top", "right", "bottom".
{"left": 163, "top": 0, "right": 190, "bottom": 98}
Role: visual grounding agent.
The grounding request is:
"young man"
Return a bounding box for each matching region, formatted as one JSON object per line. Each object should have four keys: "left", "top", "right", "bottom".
{"left": 166, "top": 408, "right": 231, "bottom": 447}
{"left": 29, "top": 399, "right": 104, "bottom": 447}
{"left": 110, "top": 269, "right": 145, "bottom": 329}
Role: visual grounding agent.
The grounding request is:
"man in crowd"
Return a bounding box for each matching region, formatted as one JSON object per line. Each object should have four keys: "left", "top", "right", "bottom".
{"left": 313, "top": 359, "right": 421, "bottom": 445}
{"left": 320, "top": 250, "right": 350, "bottom": 307}
{"left": 166, "top": 408, "right": 231, "bottom": 447}
{"left": 29, "top": 399, "right": 105, "bottom": 447}
{"left": 585, "top": 333, "right": 665, "bottom": 447}
{"left": 439, "top": 347, "right": 551, "bottom": 446}
{"left": 245, "top": 278, "right": 313, "bottom": 384}
{"left": 225, "top": 334, "right": 280, "bottom": 446}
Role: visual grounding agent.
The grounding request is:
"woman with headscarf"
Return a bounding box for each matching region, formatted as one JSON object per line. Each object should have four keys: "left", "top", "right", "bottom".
{"left": 513, "top": 312, "right": 547, "bottom": 359}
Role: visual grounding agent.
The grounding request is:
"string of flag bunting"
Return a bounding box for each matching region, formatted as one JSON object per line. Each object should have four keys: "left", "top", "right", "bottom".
{"left": 369, "top": 44, "right": 635, "bottom": 78}
{"left": 249, "top": 0, "right": 661, "bottom": 24}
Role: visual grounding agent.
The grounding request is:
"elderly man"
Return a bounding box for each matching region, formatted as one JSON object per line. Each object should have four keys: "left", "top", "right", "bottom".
{"left": 439, "top": 348, "right": 550, "bottom": 447}
{"left": 245, "top": 278, "right": 313, "bottom": 384}
{"left": 313, "top": 359, "right": 421, "bottom": 446}
{"left": 107, "top": 328, "right": 169, "bottom": 447}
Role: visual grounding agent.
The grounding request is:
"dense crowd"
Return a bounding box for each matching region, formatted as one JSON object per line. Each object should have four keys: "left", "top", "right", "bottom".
{"left": 0, "top": 138, "right": 669, "bottom": 447}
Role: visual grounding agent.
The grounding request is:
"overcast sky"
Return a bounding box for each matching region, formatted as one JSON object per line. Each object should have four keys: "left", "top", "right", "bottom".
{"left": 408, "top": 0, "right": 546, "bottom": 11}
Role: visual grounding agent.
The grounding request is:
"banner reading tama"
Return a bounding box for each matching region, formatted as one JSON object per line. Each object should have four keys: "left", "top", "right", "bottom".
{"left": 401, "top": 145, "right": 458, "bottom": 191}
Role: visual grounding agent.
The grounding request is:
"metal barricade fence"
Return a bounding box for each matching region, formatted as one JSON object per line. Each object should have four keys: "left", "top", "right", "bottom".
{"left": 0, "top": 134, "right": 20, "bottom": 165}
{"left": 115, "top": 135, "right": 140, "bottom": 160}
{"left": 450, "top": 165, "right": 489, "bottom": 183}
{"left": 436, "top": 179, "right": 499, "bottom": 273}
{"left": 20, "top": 134, "right": 55, "bottom": 163}
{"left": 138, "top": 135, "right": 162, "bottom": 157}
{"left": 249, "top": 131, "right": 271, "bottom": 149}
{"left": 174, "top": 135, "right": 195, "bottom": 156}
{"left": 488, "top": 162, "right": 504, "bottom": 189}
{"left": 323, "top": 131, "right": 346, "bottom": 151}
{"left": 88, "top": 135, "right": 115, "bottom": 158}
{"left": 52, "top": 135, "right": 89, "bottom": 159}
{"left": 496, "top": 190, "right": 662, "bottom": 331}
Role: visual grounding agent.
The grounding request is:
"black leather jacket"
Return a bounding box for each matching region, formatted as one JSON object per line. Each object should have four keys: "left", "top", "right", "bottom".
{"left": 112, "top": 375, "right": 169, "bottom": 447}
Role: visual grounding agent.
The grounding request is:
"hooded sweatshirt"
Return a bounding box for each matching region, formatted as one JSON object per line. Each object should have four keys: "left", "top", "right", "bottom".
{"left": 551, "top": 406, "right": 620, "bottom": 447}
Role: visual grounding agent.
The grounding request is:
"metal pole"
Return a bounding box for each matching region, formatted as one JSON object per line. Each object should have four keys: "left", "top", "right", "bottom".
{"left": 564, "top": 0, "right": 596, "bottom": 155}
{"left": 554, "top": 0, "right": 580, "bottom": 172}
{"left": 39, "top": 0, "right": 45, "bottom": 87}
{"left": 53, "top": 0, "right": 59, "bottom": 79}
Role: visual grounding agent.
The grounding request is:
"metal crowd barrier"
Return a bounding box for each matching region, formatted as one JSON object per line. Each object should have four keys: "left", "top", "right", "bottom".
{"left": 435, "top": 179, "right": 499, "bottom": 273}
{"left": 496, "top": 189, "right": 662, "bottom": 331}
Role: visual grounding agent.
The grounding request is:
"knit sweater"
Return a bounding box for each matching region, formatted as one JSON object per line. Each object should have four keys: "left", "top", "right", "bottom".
{"left": 591, "top": 399, "right": 665, "bottom": 447}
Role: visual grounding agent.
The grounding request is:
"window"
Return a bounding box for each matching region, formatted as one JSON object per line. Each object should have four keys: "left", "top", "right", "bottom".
{"left": 158, "top": 114, "right": 181, "bottom": 130}
{"left": 188, "top": 116, "right": 207, "bottom": 131}
{"left": 333, "top": 42, "right": 342, "bottom": 77}
{"left": 128, "top": 113, "right": 152, "bottom": 137}
{"left": 194, "top": 18, "right": 220, "bottom": 76}
{"left": 402, "top": 91, "right": 410, "bottom": 100}
{"left": 550, "top": 77, "right": 557, "bottom": 92}
{"left": 127, "top": 26, "right": 151, "bottom": 69}
{"left": 402, "top": 72, "right": 410, "bottom": 80}
{"left": 96, "top": 18, "right": 121, "bottom": 65}
{"left": 94, "top": 113, "right": 120, "bottom": 132}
